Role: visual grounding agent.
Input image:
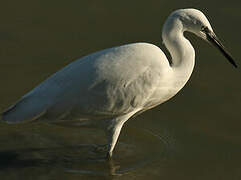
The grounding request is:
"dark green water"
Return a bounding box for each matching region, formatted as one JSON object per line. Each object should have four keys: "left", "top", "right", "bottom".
{"left": 0, "top": 0, "right": 241, "bottom": 179}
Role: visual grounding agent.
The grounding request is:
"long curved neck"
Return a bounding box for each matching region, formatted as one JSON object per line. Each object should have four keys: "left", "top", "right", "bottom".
{"left": 162, "top": 17, "right": 195, "bottom": 79}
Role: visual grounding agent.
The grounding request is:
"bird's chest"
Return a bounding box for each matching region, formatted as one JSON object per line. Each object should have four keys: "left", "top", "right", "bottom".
{"left": 142, "top": 70, "right": 189, "bottom": 109}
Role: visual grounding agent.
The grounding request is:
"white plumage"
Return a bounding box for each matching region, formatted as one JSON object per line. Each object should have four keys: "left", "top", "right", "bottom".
{"left": 1, "top": 8, "right": 236, "bottom": 158}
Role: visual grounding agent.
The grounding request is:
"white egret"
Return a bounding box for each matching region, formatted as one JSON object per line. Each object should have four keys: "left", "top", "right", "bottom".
{"left": 1, "top": 9, "right": 237, "bottom": 158}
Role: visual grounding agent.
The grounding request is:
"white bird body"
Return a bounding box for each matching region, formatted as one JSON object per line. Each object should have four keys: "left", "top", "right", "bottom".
{"left": 4, "top": 43, "right": 184, "bottom": 123}
{"left": 1, "top": 9, "right": 236, "bottom": 158}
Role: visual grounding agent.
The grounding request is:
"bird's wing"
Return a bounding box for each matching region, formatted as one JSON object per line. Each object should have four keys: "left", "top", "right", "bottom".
{"left": 1, "top": 43, "right": 167, "bottom": 123}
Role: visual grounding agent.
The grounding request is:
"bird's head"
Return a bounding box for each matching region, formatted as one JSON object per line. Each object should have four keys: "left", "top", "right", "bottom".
{"left": 164, "top": 8, "right": 237, "bottom": 68}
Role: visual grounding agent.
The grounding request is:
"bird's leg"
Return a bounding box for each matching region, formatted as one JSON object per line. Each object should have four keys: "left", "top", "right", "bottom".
{"left": 98, "top": 111, "right": 138, "bottom": 159}
{"left": 105, "top": 119, "right": 125, "bottom": 159}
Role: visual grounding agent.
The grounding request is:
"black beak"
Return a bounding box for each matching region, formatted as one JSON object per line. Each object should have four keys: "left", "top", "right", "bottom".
{"left": 203, "top": 27, "right": 237, "bottom": 68}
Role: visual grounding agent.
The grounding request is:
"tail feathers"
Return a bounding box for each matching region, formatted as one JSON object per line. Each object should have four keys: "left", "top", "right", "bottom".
{"left": 1, "top": 96, "right": 47, "bottom": 124}
{"left": 1, "top": 103, "right": 17, "bottom": 116}
{"left": 1, "top": 103, "right": 17, "bottom": 122}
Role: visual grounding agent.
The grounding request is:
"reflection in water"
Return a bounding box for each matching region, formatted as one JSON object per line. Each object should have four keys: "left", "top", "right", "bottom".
{"left": 0, "top": 123, "right": 240, "bottom": 180}
{"left": 0, "top": 125, "right": 167, "bottom": 178}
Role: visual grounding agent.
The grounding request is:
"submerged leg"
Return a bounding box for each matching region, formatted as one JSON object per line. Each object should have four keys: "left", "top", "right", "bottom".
{"left": 90, "top": 110, "right": 140, "bottom": 159}
{"left": 89, "top": 120, "right": 124, "bottom": 159}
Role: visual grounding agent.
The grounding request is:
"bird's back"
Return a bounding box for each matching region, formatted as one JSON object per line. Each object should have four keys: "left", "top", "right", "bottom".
{"left": 1, "top": 43, "right": 170, "bottom": 124}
